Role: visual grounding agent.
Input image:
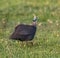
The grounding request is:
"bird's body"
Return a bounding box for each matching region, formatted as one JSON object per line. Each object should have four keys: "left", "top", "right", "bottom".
{"left": 10, "top": 24, "right": 36, "bottom": 41}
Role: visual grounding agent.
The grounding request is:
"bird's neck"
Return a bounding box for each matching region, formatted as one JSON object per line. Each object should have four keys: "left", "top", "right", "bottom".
{"left": 32, "top": 21, "right": 37, "bottom": 26}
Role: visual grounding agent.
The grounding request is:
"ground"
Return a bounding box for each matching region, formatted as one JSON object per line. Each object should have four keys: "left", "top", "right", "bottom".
{"left": 0, "top": 0, "right": 60, "bottom": 58}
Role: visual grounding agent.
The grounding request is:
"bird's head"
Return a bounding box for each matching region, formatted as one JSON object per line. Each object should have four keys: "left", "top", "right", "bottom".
{"left": 32, "top": 14, "right": 37, "bottom": 26}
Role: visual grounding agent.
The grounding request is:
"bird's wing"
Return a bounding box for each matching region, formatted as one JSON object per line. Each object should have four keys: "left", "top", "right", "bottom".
{"left": 15, "top": 24, "right": 36, "bottom": 35}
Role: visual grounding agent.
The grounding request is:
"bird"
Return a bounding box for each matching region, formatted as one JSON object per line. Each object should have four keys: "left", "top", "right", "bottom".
{"left": 10, "top": 14, "right": 37, "bottom": 45}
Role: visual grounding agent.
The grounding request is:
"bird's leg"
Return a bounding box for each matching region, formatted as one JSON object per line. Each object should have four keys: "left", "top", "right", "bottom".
{"left": 20, "top": 41, "right": 24, "bottom": 47}
{"left": 26, "top": 41, "right": 28, "bottom": 45}
{"left": 26, "top": 41, "right": 34, "bottom": 46}
{"left": 29, "top": 41, "right": 34, "bottom": 46}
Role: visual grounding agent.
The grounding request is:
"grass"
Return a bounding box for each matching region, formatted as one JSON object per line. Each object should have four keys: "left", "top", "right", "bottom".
{"left": 0, "top": 0, "right": 60, "bottom": 58}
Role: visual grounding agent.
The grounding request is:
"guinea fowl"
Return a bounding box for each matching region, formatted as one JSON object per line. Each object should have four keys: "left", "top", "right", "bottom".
{"left": 10, "top": 15, "right": 37, "bottom": 45}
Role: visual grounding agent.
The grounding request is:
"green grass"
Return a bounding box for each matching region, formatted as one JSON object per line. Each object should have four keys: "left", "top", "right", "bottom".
{"left": 0, "top": 0, "right": 60, "bottom": 58}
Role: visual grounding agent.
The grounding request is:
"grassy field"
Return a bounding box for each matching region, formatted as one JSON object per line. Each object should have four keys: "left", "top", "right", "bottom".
{"left": 0, "top": 0, "right": 60, "bottom": 58}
